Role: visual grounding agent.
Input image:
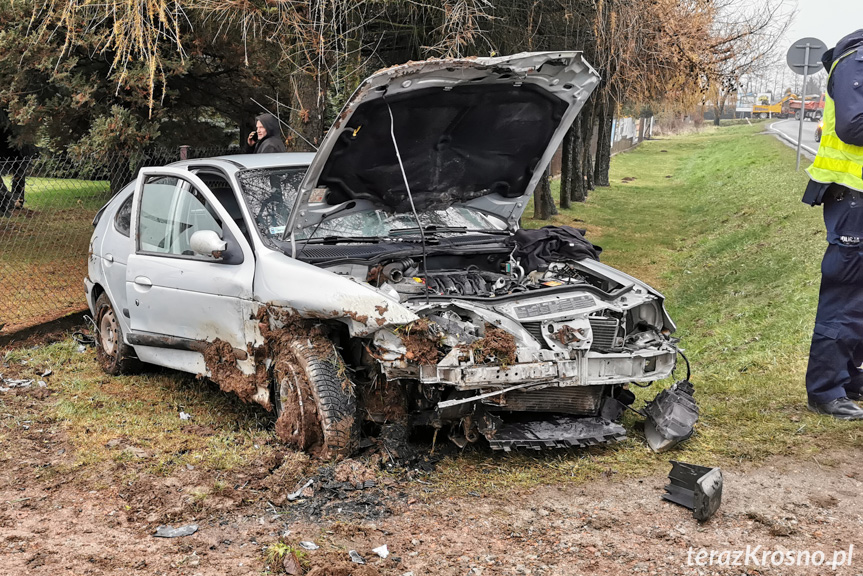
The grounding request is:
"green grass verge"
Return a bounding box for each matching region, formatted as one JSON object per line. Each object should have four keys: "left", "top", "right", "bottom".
{"left": 3, "top": 340, "right": 292, "bottom": 483}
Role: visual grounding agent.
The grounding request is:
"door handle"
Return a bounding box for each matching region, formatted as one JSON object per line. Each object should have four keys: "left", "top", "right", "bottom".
{"left": 134, "top": 276, "right": 152, "bottom": 287}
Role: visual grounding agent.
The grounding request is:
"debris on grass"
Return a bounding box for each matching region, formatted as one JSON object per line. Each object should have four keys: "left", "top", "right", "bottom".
{"left": 287, "top": 478, "right": 315, "bottom": 501}
{"left": 349, "top": 550, "right": 365, "bottom": 564}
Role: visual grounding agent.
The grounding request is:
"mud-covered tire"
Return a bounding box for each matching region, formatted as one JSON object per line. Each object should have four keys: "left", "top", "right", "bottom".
{"left": 272, "top": 339, "right": 358, "bottom": 459}
{"left": 94, "top": 292, "right": 142, "bottom": 375}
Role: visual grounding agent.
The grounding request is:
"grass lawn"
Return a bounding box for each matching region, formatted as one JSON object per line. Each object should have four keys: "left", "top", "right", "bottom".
{"left": 1, "top": 177, "right": 111, "bottom": 330}
{"left": 4, "top": 124, "right": 853, "bottom": 497}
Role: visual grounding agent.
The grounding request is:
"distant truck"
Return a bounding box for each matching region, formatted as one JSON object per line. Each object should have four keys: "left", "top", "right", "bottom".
{"left": 752, "top": 93, "right": 796, "bottom": 118}
{"left": 786, "top": 94, "right": 825, "bottom": 121}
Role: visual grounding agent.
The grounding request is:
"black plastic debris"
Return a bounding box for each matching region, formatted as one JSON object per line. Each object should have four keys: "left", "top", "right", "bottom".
{"left": 643, "top": 380, "right": 698, "bottom": 452}
{"left": 662, "top": 461, "right": 723, "bottom": 521}
{"left": 487, "top": 416, "right": 626, "bottom": 451}
{"left": 153, "top": 523, "right": 199, "bottom": 538}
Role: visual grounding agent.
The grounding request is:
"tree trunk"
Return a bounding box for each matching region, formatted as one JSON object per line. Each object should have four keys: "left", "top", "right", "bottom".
{"left": 0, "top": 173, "right": 13, "bottom": 215}
{"left": 571, "top": 99, "right": 593, "bottom": 203}
{"left": 713, "top": 93, "right": 724, "bottom": 126}
{"left": 1, "top": 158, "right": 29, "bottom": 212}
{"left": 533, "top": 168, "right": 557, "bottom": 220}
{"left": 288, "top": 69, "right": 328, "bottom": 152}
{"left": 559, "top": 123, "right": 576, "bottom": 209}
{"left": 594, "top": 98, "right": 614, "bottom": 187}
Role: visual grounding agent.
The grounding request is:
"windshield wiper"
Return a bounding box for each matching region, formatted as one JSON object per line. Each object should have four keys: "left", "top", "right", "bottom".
{"left": 388, "top": 225, "right": 508, "bottom": 237}
{"left": 302, "top": 235, "right": 389, "bottom": 244}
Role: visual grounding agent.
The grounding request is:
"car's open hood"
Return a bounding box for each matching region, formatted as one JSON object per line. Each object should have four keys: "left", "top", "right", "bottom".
{"left": 286, "top": 52, "right": 599, "bottom": 239}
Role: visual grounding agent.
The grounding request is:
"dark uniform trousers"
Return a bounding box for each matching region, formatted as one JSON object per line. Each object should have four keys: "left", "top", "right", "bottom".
{"left": 806, "top": 186, "right": 863, "bottom": 403}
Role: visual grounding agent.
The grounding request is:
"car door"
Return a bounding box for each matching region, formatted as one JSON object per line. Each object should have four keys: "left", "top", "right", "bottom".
{"left": 125, "top": 167, "right": 256, "bottom": 372}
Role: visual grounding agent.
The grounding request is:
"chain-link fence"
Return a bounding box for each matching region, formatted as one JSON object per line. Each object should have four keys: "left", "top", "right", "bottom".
{"left": 0, "top": 146, "right": 239, "bottom": 334}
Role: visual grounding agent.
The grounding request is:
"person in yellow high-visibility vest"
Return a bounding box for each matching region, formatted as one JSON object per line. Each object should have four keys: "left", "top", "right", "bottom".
{"left": 803, "top": 29, "right": 863, "bottom": 419}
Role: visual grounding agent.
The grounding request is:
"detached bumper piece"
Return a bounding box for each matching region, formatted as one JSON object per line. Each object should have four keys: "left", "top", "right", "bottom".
{"left": 662, "top": 461, "right": 723, "bottom": 521}
{"left": 486, "top": 416, "right": 626, "bottom": 451}
{"left": 643, "top": 380, "right": 698, "bottom": 452}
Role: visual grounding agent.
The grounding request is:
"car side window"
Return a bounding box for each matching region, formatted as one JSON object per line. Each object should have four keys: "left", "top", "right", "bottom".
{"left": 114, "top": 195, "right": 133, "bottom": 237}
{"left": 137, "top": 176, "right": 223, "bottom": 257}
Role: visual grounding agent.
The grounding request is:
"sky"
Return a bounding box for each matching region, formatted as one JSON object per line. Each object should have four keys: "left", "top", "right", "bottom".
{"left": 741, "top": 0, "right": 862, "bottom": 95}
{"left": 782, "top": 0, "right": 863, "bottom": 51}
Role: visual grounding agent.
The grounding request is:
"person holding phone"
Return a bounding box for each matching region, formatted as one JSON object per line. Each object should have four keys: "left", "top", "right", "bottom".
{"left": 247, "top": 113, "right": 287, "bottom": 154}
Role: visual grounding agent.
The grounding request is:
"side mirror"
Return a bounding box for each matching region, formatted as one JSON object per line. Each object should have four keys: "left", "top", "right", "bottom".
{"left": 189, "top": 230, "right": 227, "bottom": 259}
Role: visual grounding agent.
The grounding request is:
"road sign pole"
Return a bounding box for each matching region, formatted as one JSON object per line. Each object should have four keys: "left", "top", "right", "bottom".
{"left": 786, "top": 37, "right": 825, "bottom": 170}
{"left": 796, "top": 43, "right": 811, "bottom": 171}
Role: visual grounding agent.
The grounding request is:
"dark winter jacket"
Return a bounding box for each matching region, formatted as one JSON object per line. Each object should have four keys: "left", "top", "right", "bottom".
{"left": 823, "top": 29, "right": 863, "bottom": 147}
{"left": 513, "top": 226, "right": 602, "bottom": 271}
{"left": 254, "top": 114, "right": 287, "bottom": 154}
{"left": 803, "top": 29, "right": 863, "bottom": 205}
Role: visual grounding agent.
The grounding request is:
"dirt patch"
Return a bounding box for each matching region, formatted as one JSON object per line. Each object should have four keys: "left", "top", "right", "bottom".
{"left": 400, "top": 319, "right": 440, "bottom": 364}
{"left": 334, "top": 459, "right": 377, "bottom": 486}
{"left": 307, "top": 560, "right": 381, "bottom": 576}
{"left": 203, "top": 338, "right": 259, "bottom": 403}
{"left": 461, "top": 324, "right": 516, "bottom": 367}
{"left": 359, "top": 376, "right": 408, "bottom": 423}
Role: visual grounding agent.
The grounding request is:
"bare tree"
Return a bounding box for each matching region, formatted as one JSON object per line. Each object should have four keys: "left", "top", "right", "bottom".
{"left": 707, "top": 0, "right": 793, "bottom": 125}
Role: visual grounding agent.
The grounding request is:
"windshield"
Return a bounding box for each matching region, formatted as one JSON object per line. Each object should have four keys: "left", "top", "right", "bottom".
{"left": 237, "top": 167, "right": 506, "bottom": 244}
{"left": 296, "top": 207, "right": 506, "bottom": 240}
{"left": 237, "top": 167, "right": 306, "bottom": 245}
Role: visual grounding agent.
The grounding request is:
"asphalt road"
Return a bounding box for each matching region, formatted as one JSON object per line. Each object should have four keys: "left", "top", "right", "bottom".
{"left": 769, "top": 118, "right": 819, "bottom": 159}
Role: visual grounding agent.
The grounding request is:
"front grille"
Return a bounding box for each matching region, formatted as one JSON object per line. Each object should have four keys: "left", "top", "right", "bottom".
{"left": 589, "top": 316, "right": 620, "bottom": 351}
{"left": 491, "top": 385, "right": 604, "bottom": 415}
{"left": 522, "top": 322, "right": 549, "bottom": 349}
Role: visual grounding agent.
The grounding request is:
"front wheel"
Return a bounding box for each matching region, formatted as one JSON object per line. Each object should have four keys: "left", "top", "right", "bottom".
{"left": 272, "top": 339, "right": 358, "bottom": 459}
{"left": 94, "top": 292, "right": 142, "bottom": 375}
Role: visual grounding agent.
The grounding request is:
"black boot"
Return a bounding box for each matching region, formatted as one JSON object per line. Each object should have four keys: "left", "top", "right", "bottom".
{"left": 808, "top": 397, "right": 863, "bottom": 420}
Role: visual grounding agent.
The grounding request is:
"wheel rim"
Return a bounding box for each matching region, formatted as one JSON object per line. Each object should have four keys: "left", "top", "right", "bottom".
{"left": 99, "top": 307, "right": 118, "bottom": 357}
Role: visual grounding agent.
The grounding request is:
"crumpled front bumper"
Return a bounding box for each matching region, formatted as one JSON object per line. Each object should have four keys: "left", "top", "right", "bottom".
{"left": 379, "top": 346, "right": 677, "bottom": 390}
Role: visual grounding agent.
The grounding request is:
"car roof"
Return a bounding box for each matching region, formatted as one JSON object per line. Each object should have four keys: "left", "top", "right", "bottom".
{"left": 167, "top": 152, "right": 315, "bottom": 173}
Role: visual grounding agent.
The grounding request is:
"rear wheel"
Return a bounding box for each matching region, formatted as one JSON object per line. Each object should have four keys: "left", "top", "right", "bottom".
{"left": 94, "top": 292, "right": 141, "bottom": 375}
{"left": 272, "top": 339, "right": 358, "bottom": 459}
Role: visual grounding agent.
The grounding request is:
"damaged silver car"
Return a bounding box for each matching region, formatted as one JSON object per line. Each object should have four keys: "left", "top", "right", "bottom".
{"left": 86, "top": 52, "right": 696, "bottom": 458}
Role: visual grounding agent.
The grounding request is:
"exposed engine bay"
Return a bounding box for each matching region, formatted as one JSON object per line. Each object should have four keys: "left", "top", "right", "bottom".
{"left": 317, "top": 239, "right": 695, "bottom": 453}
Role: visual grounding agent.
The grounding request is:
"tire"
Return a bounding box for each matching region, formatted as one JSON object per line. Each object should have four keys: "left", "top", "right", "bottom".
{"left": 272, "top": 339, "right": 358, "bottom": 459}
{"left": 759, "top": 112, "right": 767, "bottom": 119}
{"left": 94, "top": 292, "right": 142, "bottom": 375}
{"left": 795, "top": 111, "right": 801, "bottom": 120}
